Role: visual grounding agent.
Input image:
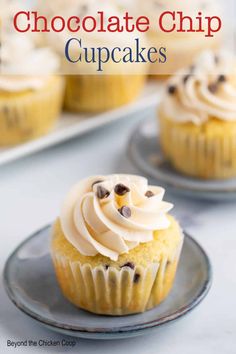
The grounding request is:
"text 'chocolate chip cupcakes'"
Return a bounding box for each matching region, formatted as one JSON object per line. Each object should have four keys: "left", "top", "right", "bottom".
{"left": 159, "top": 51, "right": 236, "bottom": 179}
{"left": 51, "top": 174, "right": 183, "bottom": 315}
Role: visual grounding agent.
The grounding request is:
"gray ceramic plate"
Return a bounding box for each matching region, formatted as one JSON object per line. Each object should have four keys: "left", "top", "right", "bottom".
{"left": 128, "top": 117, "right": 236, "bottom": 200}
{"left": 4, "top": 225, "right": 212, "bottom": 340}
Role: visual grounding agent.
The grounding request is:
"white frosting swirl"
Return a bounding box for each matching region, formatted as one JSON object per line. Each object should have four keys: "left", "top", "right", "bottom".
{"left": 160, "top": 51, "right": 236, "bottom": 125}
{"left": 0, "top": 33, "right": 60, "bottom": 90}
{"left": 0, "top": 33, "right": 60, "bottom": 75}
{"left": 60, "top": 175, "right": 173, "bottom": 261}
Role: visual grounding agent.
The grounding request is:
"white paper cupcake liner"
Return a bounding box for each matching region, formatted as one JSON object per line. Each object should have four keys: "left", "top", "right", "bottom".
{"left": 52, "top": 232, "right": 184, "bottom": 315}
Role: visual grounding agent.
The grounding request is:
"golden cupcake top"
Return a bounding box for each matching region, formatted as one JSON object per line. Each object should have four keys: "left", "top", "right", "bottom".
{"left": 160, "top": 51, "right": 236, "bottom": 125}
{"left": 60, "top": 174, "right": 173, "bottom": 261}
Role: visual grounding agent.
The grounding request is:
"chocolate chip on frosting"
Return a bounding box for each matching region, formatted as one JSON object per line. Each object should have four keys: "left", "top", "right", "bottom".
{"left": 218, "top": 74, "right": 226, "bottom": 83}
{"left": 145, "top": 190, "right": 154, "bottom": 198}
{"left": 114, "top": 183, "right": 130, "bottom": 196}
{"left": 118, "top": 206, "right": 131, "bottom": 218}
{"left": 183, "top": 74, "right": 191, "bottom": 84}
{"left": 121, "top": 262, "right": 135, "bottom": 269}
{"left": 92, "top": 179, "right": 104, "bottom": 187}
{"left": 168, "top": 85, "right": 177, "bottom": 95}
{"left": 208, "top": 83, "right": 218, "bottom": 94}
{"left": 96, "top": 186, "right": 110, "bottom": 199}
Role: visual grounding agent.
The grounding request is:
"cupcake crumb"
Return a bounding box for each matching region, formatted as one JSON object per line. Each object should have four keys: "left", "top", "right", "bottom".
{"left": 145, "top": 190, "right": 155, "bottom": 198}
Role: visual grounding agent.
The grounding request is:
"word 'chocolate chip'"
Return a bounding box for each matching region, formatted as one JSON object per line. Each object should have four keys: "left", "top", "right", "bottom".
{"left": 114, "top": 183, "right": 130, "bottom": 196}
{"left": 145, "top": 190, "right": 154, "bottom": 198}
{"left": 97, "top": 186, "right": 110, "bottom": 199}
{"left": 134, "top": 273, "right": 140, "bottom": 283}
{"left": 121, "top": 262, "right": 135, "bottom": 269}
{"left": 118, "top": 206, "right": 131, "bottom": 218}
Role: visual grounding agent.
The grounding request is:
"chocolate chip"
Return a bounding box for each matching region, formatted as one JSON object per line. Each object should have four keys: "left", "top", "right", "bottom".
{"left": 183, "top": 74, "right": 191, "bottom": 84}
{"left": 218, "top": 75, "right": 226, "bottom": 83}
{"left": 214, "top": 55, "right": 220, "bottom": 64}
{"left": 121, "top": 262, "right": 135, "bottom": 270}
{"left": 114, "top": 183, "right": 130, "bottom": 196}
{"left": 134, "top": 273, "right": 140, "bottom": 283}
{"left": 118, "top": 206, "right": 131, "bottom": 218}
{"left": 104, "top": 264, "right": 110, "bottom": 270}
{"left": 145, "top": 190, "right": 154, "bottom": 198}
{"left": 97, "top": 186, "right": 110, "bottom": 199}
{"left": 208, "top": 83, "right": 218, "bottom": 94}
{"left": 168, "top": 85, "right": 176, "bottom": 95}
{"left": 92, "top": 179, "right": 104, "bottom": 187}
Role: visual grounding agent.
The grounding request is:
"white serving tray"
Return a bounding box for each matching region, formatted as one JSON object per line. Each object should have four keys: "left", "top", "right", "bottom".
{"left": 0, "top": 81, "right": 162, "bottom": 167}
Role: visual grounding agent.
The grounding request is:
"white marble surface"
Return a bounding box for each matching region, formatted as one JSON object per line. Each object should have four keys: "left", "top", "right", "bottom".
{"left": 0, "top": 108, "right": 236, "bottom": 354}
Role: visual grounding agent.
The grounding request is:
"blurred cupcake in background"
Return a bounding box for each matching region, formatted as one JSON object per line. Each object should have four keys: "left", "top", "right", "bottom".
{"left": 139, "top": 0, "right": 222, "bottom": 77}
{"left": 0, "top": 1, "right": 64, "bottom": 146}
{"left": 38, "top": 0, "right": 148, "bottom": 113}
{"left": 158, "top": 50, "right": 236, "bottom": 179}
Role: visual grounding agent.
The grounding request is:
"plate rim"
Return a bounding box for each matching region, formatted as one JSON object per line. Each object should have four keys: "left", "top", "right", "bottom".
{"left": 3, "top": 225, "right": 212, "bottom": 336}
{"left": 128, "top": 118, "right": 236, "bottom": 196}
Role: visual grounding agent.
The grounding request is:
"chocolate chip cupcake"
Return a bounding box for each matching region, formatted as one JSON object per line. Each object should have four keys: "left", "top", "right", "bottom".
{"left": 0, "top": 34, "right": 64, "bottom": 146}
{"left": 51, "top": 174, "right": 183, "bottom": 315}
{"left": 159, "top": 51, "right": 236, "bottom": 179}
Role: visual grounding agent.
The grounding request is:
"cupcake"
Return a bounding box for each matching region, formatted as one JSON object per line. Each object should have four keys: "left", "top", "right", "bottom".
{"left": 51, "top": 174, "right": 183, "bottom": 315}
{"left": 159, "top": 51, "right": 236, "bottom": 179}
{"left": 138, "top": 0, "right": 222, "bottom": 77}
{"left": 0, "top": 2, "right": 64, "bottom": 146}
{"left": 38, "top": 0, "right": 147, "bottom": 113}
